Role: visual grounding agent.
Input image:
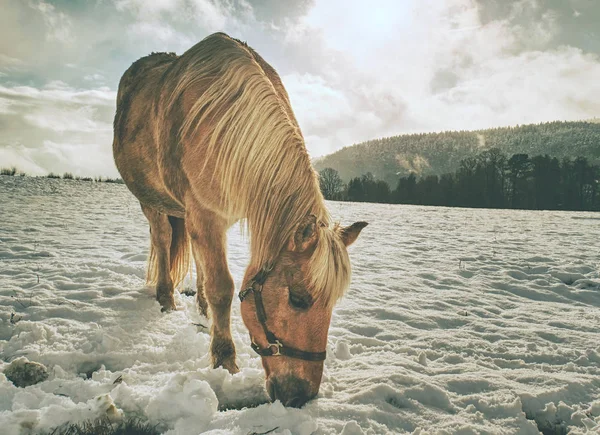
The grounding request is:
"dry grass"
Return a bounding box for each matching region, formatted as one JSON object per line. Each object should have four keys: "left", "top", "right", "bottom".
{"left": 1, "top": 169, "right": 125, "bottom": 184}
{"left": 1, "top": 166, "right": 17, "bottom": 176}
{"left": 46, "top": 417, "right": 160, "bottom": 435}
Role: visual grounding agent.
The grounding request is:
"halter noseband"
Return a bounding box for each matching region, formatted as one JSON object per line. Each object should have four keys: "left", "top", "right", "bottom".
{"left": 238, "top": 267, "right": 326, "bottom": 362}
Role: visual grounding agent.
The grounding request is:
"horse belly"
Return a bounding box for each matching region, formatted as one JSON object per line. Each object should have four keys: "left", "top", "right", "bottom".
{"left": 115, "top": 134, "right": 186, "bottom": 218}
{"left": 124, "top": 171, "right": 186, "bottom": 218}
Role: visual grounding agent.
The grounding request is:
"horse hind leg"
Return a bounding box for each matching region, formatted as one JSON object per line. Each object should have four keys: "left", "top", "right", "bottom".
{"left": 191, "top": 243, "right": 209, "bottom": 318}
{"left": 142, "top": 205, "right": 190, "bottom": 311}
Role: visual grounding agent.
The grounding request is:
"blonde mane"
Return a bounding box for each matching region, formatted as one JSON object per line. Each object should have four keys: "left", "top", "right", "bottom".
{"left": 166, "top": 33, "right": 350, "bottom": 306}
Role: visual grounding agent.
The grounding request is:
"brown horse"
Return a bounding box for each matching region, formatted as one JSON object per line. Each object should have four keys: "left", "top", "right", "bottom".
{"left": 112, "top": 32, "right": 367, "bottom": 408}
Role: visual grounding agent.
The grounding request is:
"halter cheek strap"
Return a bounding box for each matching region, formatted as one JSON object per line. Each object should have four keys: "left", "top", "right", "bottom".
{"left": 239, "top": 267, "right": 327, "bottom": 362}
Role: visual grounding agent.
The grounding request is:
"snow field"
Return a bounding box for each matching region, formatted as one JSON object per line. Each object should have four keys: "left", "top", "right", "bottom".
{"left": 1, "top": 176, "right": 600, "bottom": 434}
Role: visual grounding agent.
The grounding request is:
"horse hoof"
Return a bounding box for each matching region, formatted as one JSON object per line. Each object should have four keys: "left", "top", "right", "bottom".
{"left": 158, "top": 298, "right": 177, "bottom": 312}
{"left": 197, "top": 303, "right": 209, "bottom": 318}
{"left": 196, "top": 294, "right": 209, "bottom": 318}
{"left": 223, "top": 361, "right": 239, "bottom": 374}
{"left": 211, "top": 340, "right": 238, "bottom": 373}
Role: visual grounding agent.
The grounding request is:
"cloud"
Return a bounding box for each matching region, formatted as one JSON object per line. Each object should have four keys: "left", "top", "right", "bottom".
{"left": 0, "top": 83, "right": 116, "bottom": 176}
{"left": 24, "top": 105, "right": 110, "bottom": 134}
{"left": 422, "top": 47, "right": 600, "bottom": 130}
{"left": 0, "top": 0, "right": 599, "bottom": 173}
{"left": 277, "top": 0, "right": 600, "bottom": 154}
{"left": 34, "top": 1, "right": 73, "bottom": 43}
{"left": 0, "top": 97, "right": 16, "bottom": 115}
{"left": 283, "top": 72, "right": 410, "bottom": 155}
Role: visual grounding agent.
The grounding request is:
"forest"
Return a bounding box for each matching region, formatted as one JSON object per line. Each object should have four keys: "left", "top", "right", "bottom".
{"left": 319, "top": 149, "right": 600, "bottom": 211}
{"left": 314, "top": 120, "right": 600, "bottom": 187}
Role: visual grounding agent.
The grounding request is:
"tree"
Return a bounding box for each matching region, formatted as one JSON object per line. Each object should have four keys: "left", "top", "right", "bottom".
{"left": 530, "top": 155, "right": 560, "bottom": 209}
{"left": 456, "top": 157, "right": 480, "bottom": 207}
{"left": 322, "top": 151, "right": 599, "bottom": 211}
{"left": 346, "top": 177, "right": 365, "bottom": 202}
{"left": 416, "top": 175, "right": 441, "bottom": 205}
{"left": 319, "top": 168, "right": 344, "bottom": 200}
{"left": 506, "top": 154, "right": 531, "bottom": 208}
{"left": 573, "top": 157, "right": 592, "bottom": 210}
{"left": 560, "top": 158, "right": 577, "bottom": 210}
{"left": 477, "top": 148, "right": 506, "bottom": 208}
{"left": 372, "top": 180, "right": 391, "bottom": 203}
{"left": 439, "top": 173, "right": 455, "bottom": 206}
{"left": 394, "top": 173, "right": 417, "bottom": 204}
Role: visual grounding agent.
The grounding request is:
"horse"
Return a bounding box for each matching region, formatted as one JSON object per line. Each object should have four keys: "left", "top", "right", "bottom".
{"left": 112, "top": 32, "right": 367, "bottom": 408}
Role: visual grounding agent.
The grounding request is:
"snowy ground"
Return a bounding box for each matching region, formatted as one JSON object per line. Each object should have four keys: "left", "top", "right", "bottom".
{"left": 1, "top": 176, "right": 600, "bottom": 435}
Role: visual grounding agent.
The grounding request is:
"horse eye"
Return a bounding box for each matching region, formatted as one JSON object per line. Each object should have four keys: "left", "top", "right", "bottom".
{"left": 288, "top": 290, "right": 311, "bottom": 310}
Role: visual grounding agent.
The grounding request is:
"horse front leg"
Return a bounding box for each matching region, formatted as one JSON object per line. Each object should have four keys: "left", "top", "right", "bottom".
{"left": 186, "top": 208, "right": 239, "bottom": 374}
{"left": 191, "top": 243, "right": 209, "bottom": 318}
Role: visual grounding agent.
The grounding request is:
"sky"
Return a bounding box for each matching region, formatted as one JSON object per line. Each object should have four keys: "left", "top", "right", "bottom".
{"left": 1, "top": 0, "right": 599, "bottom": 176}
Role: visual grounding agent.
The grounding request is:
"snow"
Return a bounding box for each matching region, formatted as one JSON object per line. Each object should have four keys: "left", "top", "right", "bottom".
{"left": 1, "top": 176, "right": 600, "bottom": 434}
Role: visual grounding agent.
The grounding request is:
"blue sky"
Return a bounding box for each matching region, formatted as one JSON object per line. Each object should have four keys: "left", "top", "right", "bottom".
{"left": 1, "top": 0, "right": 599, "bottom": 176}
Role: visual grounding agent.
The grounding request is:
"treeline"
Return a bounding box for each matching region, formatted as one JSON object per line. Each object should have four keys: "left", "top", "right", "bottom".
{"left": 0, "top": 167, "right": 124, "bottom": 184}
{"left": 314, "top": 120, "right": 600, "bottom": 187}
{"left": 319, "top": 150, "right": 600, "bottom": 211}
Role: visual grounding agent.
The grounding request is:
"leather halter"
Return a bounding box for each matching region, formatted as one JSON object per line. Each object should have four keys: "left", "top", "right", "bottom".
{"left": 238, "top": 267, "right": 327, "bottom": 362}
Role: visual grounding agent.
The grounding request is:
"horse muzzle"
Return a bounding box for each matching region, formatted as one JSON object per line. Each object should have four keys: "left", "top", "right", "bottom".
{"left": 266, "top": 375, "right": 315, "bottom": 408}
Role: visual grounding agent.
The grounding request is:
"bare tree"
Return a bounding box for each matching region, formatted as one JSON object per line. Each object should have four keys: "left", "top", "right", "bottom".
{"left": 319, "top": 168, "right": 344, "bottom": 200}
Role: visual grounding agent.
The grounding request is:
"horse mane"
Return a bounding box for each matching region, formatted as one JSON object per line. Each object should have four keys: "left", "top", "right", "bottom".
{"left": 166, "top": 33, "right": 351, "bottom": 307}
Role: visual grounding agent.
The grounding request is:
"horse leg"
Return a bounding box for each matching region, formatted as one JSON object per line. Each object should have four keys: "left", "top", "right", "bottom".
{"left": 191, "top": 244, "right": 209, "bottom": 318}
{"left": 141, "top": 205, "right": 176, "bottom": 311}
{"left": 186, "top": 208, "right": 238, "bottom": 373}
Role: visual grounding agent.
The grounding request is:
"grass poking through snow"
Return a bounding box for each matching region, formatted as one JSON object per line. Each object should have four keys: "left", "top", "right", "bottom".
{"left": 46, "top": 418, "right": 161, "bottom": 435}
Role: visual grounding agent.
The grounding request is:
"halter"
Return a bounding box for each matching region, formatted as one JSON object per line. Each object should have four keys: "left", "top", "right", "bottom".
{"left": 238, "top": 267, "right": 327, "bottom": 362}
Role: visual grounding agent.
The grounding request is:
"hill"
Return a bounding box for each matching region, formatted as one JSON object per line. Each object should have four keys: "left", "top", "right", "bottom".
{"left": 313, "top": 121, "right": 600, "bottom": 186}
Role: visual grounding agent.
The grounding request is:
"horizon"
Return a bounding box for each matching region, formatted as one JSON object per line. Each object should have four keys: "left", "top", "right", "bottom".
{"left": 2, "top": 117, "right": 597, "bottom": 178}
{"left": 315, "top": 117, "right": 600, "bottom": 159}
{"left": 2, "top": 117, "right": 599, "bottom": 176}
{"left": 2, "top": 0, "right": 600, "bottom": 176}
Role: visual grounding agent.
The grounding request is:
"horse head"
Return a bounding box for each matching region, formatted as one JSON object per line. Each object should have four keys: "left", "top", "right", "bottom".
{"left": 240, "top": 216, "right": 367, "bottom": 407}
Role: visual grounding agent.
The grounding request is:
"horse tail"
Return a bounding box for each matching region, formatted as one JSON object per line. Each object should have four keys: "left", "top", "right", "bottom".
{"left": 167, "top": 216, "right": 191, "bottom": 289}
{"left": 146, "top": 241, "right": 158, "bottom": 286}
{"left": 146, "top": 216, "right": 191, "bottom": 289}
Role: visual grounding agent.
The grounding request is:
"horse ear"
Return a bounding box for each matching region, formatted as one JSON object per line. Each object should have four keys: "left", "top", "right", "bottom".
{"left": 289, "top": 215, "right": 318, "bottom": 253}
{"left": 340, "top": 221, "right": 368, "bottom": 247}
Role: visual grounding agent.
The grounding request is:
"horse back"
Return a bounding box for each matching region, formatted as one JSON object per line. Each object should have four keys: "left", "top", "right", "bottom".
{"left": 113, "top": 33, "right": 300, "bottom": 219}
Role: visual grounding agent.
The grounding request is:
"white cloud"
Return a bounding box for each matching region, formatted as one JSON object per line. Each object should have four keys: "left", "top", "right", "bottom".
{"left": 113, "top": 0, "right": 256, "bottom": 61}
{"left": 32, "top": 1, "right": 73, "bottom": 43}
{"left": 126, "top": 21, "right": 194, "bottom": 49}
{"left": 283, "top": 72, "right": 410, "bottom": 156}
{"left": 0, "top": 97, "right": 16, "bottom": 114}
{"left": 116, "top": 0, "right": 243, "bottom": 38}
{"left": 278, "top": 0, "right": 600, "bottom": 156}
{"left": 0, "top": 84, "right": 116, "bottom": 106}
{"left": 0, "top": 146, "right": 48, "bottom": 174}
{"left": 423, "top": 47, "right": 600, "bottom": 130}
{"left": 0, "top": 140, "right": 117, "bottom": 176}
{"left": 84, "top": 73, "right": 105, "bottom": 83}
{"left": 24, "top": 106, "right": 111, "bottom": 133}
{"left": 0, "top": 83, "right": 116, "bottom": 176}
{"left": 0, "top": 54, "right": 25, "bottom": 67}
{"left": 1, "top": 0, "right": 600, "bottom": 174}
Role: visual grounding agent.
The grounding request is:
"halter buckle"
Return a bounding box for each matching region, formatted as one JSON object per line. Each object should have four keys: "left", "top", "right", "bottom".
{"left": 268, "top": 340, "right": 283, "bottom": 356}
{"left": 238, "top": 286, "right": 254, "bottom": 302}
